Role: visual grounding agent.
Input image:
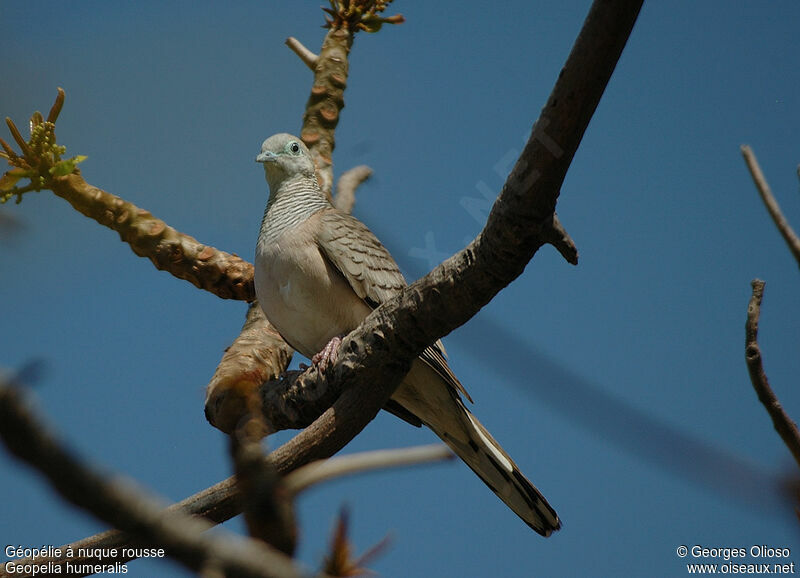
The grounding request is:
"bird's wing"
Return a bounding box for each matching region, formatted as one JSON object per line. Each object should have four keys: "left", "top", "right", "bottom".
{"left": 316, "top": 208, "right": 406, "bottom": 307}
{"left": 316, "top": 208, "right": 473, "bottom": 404}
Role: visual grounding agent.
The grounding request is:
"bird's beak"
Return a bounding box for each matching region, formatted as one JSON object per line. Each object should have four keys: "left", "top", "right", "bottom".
{"left": 256, "top": 151, "right": 278, "bottom": 163}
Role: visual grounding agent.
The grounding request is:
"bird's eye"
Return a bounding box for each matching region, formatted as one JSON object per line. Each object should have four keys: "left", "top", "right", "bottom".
{"left": 289, "top": 142, "right": 300, "bottom": 154}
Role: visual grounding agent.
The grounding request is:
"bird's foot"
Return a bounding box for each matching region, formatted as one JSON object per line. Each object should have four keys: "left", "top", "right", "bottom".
{"left": 311, "top": 335, "right": 344, "bottom": 374}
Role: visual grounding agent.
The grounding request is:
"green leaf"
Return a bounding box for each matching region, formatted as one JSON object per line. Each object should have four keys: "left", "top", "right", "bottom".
{"left": 49, "top": 155, "right": 87, "bottom": 177}
{"left": 0, "top": 168, "right": 28, "bottom": 192}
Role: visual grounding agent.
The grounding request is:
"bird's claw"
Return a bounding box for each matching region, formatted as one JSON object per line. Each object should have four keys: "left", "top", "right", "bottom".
{"left": 312, "top": 335, "right": 343, "bottom": 374}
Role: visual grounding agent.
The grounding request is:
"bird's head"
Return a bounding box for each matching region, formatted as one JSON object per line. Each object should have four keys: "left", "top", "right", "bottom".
{"left": 256, "top": 133, "right": 316, "bottom": 193}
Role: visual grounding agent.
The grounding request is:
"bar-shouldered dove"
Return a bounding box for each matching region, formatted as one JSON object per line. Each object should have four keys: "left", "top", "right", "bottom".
{"left": 254, "top": 133, "right": 560, "bottom": 536}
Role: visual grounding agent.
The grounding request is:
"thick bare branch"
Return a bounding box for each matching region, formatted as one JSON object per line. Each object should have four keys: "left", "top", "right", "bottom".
{"left": 745, "top": 279, "right": 800, "bottom": 469}
{"left": 301, "top": 1, "right": 402, "bottom": 198}
{"left": 256, "top": 365, "right": 339, "bottom": 432}
{"left": 2, "top": 90, "right": 255, "bottom": 299}
{"left": 741, "top": 145, "right": 800, "bottom": 268}
{"left": 205, "top": 303, "right": 293, "bottom": 433}
{"left": 300, "top": 26, "right": 353, "bottom": 199}
{"left": 49, "top": 173, "right": 255, "bottom": 300}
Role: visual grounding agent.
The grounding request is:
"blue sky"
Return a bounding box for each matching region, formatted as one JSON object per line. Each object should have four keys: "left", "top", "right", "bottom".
{"left": 2, "top": 1, "right": 800, "bottom": 576}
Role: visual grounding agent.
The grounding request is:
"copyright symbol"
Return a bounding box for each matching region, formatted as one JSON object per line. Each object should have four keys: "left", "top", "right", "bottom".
{"left": 677, "top": 545, "right": 688, "bottom": 557}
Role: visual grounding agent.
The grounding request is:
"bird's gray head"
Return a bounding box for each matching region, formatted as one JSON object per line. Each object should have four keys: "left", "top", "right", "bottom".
{"left": 256, "top": 133, "right": 316, "bottom": 193}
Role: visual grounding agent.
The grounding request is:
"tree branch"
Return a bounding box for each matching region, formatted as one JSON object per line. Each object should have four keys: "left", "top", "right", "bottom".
{"left": 285, "top": 37, "right": 318, "bottom": 70}
{"left": 2, "top": 3, "right": 400, "bottom": 298}
{"left": 3, "top": 444, "right": 452, "bottom": 574}
{"left": 300, "top": 0, "right": 402, "bottom": 199}
{"left": 284, "top": 444, "right": 453, "bottom": 495}
{"left": 49, "top": 173, "right": 255, "bottom": 300}
{"left": 545, "top": 212, "right": 579, "bottom": 265}
{"left": 254, "top": 365, "right": 342, "bottom": 433}
{"left": 205, "top": 302, "right": 293, "bottom": 433}
{"left": 230, "top": 416, "right": 297, "bottom": 556}
{"left": 2, "top": 91, "right": 254, "bottom": 300}
{"left": 741, "top": 145, "right": 800, "bottom": 268}
{"left": 745, "top": 279, "right": 800, "bottom": 469}
{"left": 299, "top": 26, "right": 353, "bottom": 199}
{"left": 334, "top": 165, "right": 372, "bottom": 213}
{"left": 0, "top": 381, "right": 304, "bottom": 578}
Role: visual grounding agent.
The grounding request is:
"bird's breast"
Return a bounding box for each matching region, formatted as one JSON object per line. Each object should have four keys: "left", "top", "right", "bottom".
{"left": 254, "top": 229, "right": 371, "bottom": 358}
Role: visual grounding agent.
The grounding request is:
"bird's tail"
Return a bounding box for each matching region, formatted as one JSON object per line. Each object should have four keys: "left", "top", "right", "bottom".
{"left": 427, "top": 399, "right": 561, "bottom": 537}
{"left": 394, "top": 361, "right": 561, "bottom": 536}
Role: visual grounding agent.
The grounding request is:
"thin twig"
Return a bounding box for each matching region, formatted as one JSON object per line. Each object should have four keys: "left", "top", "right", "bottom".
{"left": 0, "top": 381, "right": 304, "bottom": 578}
{"left": 285, "top": 445, "right": 454, "bottom": 495}
{"left": 4, "top": 117, "right": 32, "bottom": 158}
{"left": 334, "top": 165, "right": 372, "bottom": 213}
{"left": 544, "top": 213, "right": 579, "bottom": 265}
{"left": 285, "top": 37, "right": 318, "bottom": 70}
{"left": 46, "top": 87, "right": 66, "bottom": 124}
{"left": 745, "top": 279, "right": 800, "bottom": 469}
{"left": 741, "top": 145, "right": 800, "bottom": 268}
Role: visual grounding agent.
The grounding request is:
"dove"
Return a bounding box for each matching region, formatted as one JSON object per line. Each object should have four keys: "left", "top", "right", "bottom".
{"left": 254, "top": 133, "right": 560, "bottom": 536}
